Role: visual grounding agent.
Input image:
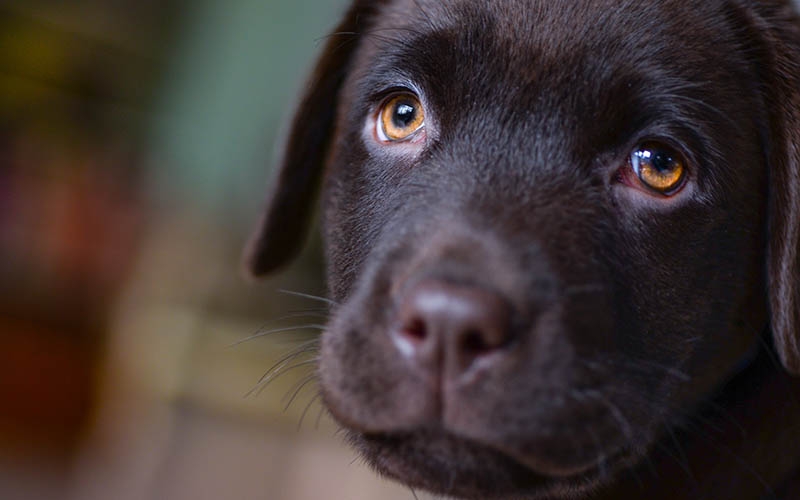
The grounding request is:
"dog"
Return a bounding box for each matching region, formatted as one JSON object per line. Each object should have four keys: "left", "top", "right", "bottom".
{"left": 244, "top": 0, "right": 800, "bottom": 498}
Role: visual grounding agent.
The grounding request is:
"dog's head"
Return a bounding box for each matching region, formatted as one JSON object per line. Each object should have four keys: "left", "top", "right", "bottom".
{"left": 246, "top": 0, "right": 800, "bottom": 498}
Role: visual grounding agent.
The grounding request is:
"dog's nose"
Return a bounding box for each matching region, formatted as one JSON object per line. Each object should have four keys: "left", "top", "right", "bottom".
{"left": 394, "top": 280, "right": 512, "bottom": 376}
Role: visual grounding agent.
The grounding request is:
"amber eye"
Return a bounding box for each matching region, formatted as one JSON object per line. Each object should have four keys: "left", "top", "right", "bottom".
{"left": 378, "top": 93, "right": 425, "bottom": 142}
{"left": 630, "top": 142, "right": 687, "bottom": 194}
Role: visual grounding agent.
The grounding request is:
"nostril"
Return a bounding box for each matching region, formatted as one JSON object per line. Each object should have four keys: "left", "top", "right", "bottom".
{"left": 393, "top": 279, "right": 513, "bottom": 375}
{"left": 461, "top": 329, "right": 492, "bottom": 355}
{"left": 402, "top": 317, "right": 428, "bottom": 343}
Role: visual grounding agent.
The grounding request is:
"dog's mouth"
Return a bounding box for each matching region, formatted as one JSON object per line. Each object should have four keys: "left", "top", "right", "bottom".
{"left": 347, "top": 427, "right": 635, "bottom": 499}
{"left": 319, "top": 279, "right": 655, "bottom": 498}
{"left": 321, "top": 376, "right": 644, "bottom": 497}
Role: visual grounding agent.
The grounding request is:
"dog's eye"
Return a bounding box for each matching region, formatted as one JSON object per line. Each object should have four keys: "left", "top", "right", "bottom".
{"left": 378, "top": 94, "right": 425, "bottom": 142}
{"left": 630, "top": 142, "right": 687, "bottom": 195}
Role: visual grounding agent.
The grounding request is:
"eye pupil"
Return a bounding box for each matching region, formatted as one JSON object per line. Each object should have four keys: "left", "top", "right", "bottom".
{"left": 379, "top": 93, "right": 425, "bottom": 142}
{"left": 649, "top": 150, "right": 677, "bottom": 173}
{"left": 630, "top": 142, "right": 687, "bottom": 194}
{"left": 393, "top": 102, "right": 417, "bottom": 128}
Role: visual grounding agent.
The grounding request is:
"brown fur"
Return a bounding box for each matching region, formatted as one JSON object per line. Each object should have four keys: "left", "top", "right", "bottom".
{"left": 247, "top": 1, "right": 800, "bottom": 498}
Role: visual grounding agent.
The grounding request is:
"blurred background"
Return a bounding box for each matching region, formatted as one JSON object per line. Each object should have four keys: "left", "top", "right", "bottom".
{"left": 0, "top": 1, "right": 430, "bottom": 498}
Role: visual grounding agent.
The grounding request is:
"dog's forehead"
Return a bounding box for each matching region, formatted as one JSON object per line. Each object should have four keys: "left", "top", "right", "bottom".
{"left": 374, "top": 0, "right": 725, "bottom": 49}
{"left": 338, "top": 0, "right": 738, "bottom": 179}
{"left": 345, "top": 0, "right": 751, "bottom": 166}
{"left": 355, "top": 0, "right": 742, "bottom": 115}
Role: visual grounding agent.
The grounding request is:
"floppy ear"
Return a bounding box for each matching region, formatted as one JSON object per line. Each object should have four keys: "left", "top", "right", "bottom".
{"left": 759, "top": 4, "right": 800, "bottom": 374}
{"left": 243, "top": 0, "right": 378, "bottom": 277}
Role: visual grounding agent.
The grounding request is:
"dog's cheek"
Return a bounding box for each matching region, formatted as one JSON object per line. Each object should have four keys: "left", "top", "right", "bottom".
{"left": 321, "top": 147, "right": 411, "bottom": 302}
{"left": 611, "top": 200, "right": 766, "bottom": 401}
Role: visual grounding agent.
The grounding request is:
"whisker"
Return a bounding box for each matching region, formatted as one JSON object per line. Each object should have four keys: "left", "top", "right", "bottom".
{"left": 257, "top": 351, "right": 318, "bottom": 386}
{"left": 584, "top": 357, "right": 690, "bottom": 383}
{"left": 280, "top": 368, "right": 318, "bottom": 402}
{"left": 270, "top": 310, "right": 329, "bottom": 321}
{"left": 682, "top": 411, "right": 727, "bottom": 435}
{"left": 626, "top": 359, "right": 691, "bottom": 383}
{"left": 286, "top": 308, "right": 330, "bottom": 317}
{"left": 229, "top": 324, "right": 325, "bottom": 347}
{"left": 283, "top": 373, "right": 318, "bottom": 412}
{"left": 664, "top": 424, "right": 691, "bottom": 475}
{"left": 585, "top": 427, "right": 608, "bottom": 480}
{"left": 249, "top": 358, "right": 317, "bottom": 398}
{"left": 694, "top": 398, "right": 747, "bottom": 438}
{"left": 578, "top": 389, "right": 635, "bottom": 442}
{"left": 315, "top": 404, "right": 327, "bottom": 430}
{"left": 278, "top": 289, "right": 337, "bottom": 305}
{"left": 254, "top": 339, "right": 319, "bottom": 385}
{"left": 655, "top": 440, "right": 695, "bottom": 481}
{"left": 297, "top": 393, "right": 322, "bottom": 431}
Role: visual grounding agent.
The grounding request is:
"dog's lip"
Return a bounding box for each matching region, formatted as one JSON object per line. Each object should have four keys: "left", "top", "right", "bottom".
{"left": 358, "top": 425, "right": 633, "bottom": 487}
{"left": 357, "top": 429, "right": 556, "bottom": 497}
{"left": 322, "top": 379, "right": 636, "bottom": 485}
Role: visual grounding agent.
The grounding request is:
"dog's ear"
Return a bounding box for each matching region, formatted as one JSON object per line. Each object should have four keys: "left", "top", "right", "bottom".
{"left": 243, "top": 1, "right": 377, "bottom": 277}
{"left": 759, "top": 5, "right": 800, "bottom": 374}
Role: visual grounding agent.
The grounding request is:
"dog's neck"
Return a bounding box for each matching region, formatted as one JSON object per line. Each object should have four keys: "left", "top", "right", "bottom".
{"left": 595, "top": 344, "right": 800, "bottom": 499}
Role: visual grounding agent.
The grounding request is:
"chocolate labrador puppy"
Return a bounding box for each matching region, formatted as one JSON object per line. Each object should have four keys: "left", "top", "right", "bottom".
{"left": 245, "top": 0, "right": 800, "bottom": 498}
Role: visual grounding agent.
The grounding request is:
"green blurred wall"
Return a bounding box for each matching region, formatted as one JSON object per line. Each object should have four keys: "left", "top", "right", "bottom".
{"left": 149, "top": 0, "right": 347, "bottom": 221}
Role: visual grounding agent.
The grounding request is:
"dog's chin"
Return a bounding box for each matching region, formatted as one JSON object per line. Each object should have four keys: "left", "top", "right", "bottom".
{"left": 344, "top": 428, "right": 637, "bottom": 500}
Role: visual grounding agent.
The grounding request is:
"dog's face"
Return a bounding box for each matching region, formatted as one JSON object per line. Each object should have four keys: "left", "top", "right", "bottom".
{"left": 246, "top": 0, "right": 800, "bottom": 498}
